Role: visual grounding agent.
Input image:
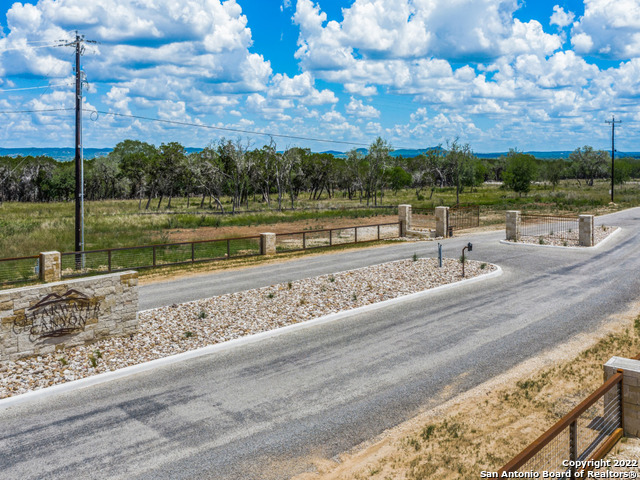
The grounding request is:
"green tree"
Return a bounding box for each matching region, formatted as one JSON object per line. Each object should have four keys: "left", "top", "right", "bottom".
{"left": 385, "top": 166, "right": 412, "bottom": 194}
{"left": 542, "top": 159, "right": 565, "bottom": 191}
{"left": 445, "top": 140, "right": 476, "bottom": 205}
{"left": 613, "top": 159, "right": 632, "bottom": 185}
{"left": 569, "top": 146, "right": 609, "bottom": 186}
{"left": 114, "top": 140, "right": 157, "bottom": 208}
{"left": 502, "top": 151, "right": 538, "bottom": 196}
{"left": 365, "top": 137, "right": 392, "bottom": 205}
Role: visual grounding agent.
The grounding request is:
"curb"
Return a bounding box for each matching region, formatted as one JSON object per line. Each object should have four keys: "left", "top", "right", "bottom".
{"left": 498, "top": 227, "right": 621, "bottom": 250}
{"left": 0, "top": 265, "right": 503, "bottom": 411}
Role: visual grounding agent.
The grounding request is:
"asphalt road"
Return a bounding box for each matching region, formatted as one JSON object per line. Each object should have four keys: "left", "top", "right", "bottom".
{"left": 1, "top": 208, "right": 639, "bottom": 480}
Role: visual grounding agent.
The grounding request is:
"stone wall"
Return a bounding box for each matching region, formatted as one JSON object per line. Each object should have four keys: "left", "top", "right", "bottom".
{"left": 0, "top": 271, "right": 138, "bottom": 362}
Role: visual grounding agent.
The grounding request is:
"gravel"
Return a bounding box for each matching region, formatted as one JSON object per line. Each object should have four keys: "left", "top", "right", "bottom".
{"left": 509, "top": 225, "right": 616, "bottom": 247}
{"left": 0, "top": 257, "right": 496, "bottom": 400}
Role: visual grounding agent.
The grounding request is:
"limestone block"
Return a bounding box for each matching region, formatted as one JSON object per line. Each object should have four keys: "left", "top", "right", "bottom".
{"left": 398, "top": 204, "right": 412, "bottom": 236}
{"left": 604, "top": 356, "right": 640, "bottom": 438}
{"left": 506, "top": 211, "right": 521, "bottom": 241}
{"left": 435, "top": 206, "right": 449, "bottom": 238}
{"left": 39, "top": 251, "right": 61, "bottom": 283}
{"left": 260, "top": 233, "right": 276, "bottom": 255}
{"left": 579, "top": 215, "right": 594, "bottom": 247}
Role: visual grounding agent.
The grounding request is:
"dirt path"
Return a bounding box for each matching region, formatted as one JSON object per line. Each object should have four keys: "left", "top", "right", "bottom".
{"left": 162, "top": 215, "right": 400, "bottom": 242}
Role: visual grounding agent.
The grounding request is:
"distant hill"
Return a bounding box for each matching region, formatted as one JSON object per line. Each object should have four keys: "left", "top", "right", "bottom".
{"left": 0, "top": 147, "right": 202, "bottom": 162}
{"left": 1, "top": 146, "right": 639, "bottom": 161}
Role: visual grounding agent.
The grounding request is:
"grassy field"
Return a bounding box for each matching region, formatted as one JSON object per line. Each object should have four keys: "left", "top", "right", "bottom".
{"left": 0, "top": 179, "right": 638, "bottom": 259}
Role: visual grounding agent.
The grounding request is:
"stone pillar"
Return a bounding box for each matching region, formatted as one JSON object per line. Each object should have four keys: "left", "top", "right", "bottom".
{"left": 398, "top": 204, "right": 411, "bottom": 237}
{"left": 506, "top": 211, "right": 521, "bottom": 241}
{"left": 260, "top": 233, "right": 276, "bottom": 255}
{"left": 435, "top": 206, "right": 449, "bottom": 238}
{"left": 579, "top": 215, "right": 595, "bottom": 247}
{"left": 604, "top": 357, "right": 640, "bottom": 438}
{"left": 39, "top": 251, "right": 61, "bottom": 283}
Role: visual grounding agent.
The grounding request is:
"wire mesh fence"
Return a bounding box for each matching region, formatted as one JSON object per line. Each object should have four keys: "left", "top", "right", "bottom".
{"left": 1, "top": 222, "right": 400, "bottom": 284}
{"left": 520, "top": 214, "right": 580, "bottom": 241}
{"left": 499, "top": 372, "right": 623, "bottom": 477}
{"left": 60, "top": 236, "right": 261, "bottom": 278}
{"left": 275, "top": 222, "right": 400, "bottom": 253}
{"left": 0, "top": 255, "right": 40, "bottom": 287}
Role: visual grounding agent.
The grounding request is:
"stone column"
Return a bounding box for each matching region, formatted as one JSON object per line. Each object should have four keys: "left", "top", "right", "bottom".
{"left": 604, "top": 357, "right": 640, "bottom": 437}
{"left": 260, "top": 233, "right": 276, "bottom": 255}
{"left": 39, "top": 251, "right": 61, "bottom": 282}
{"left": 435, "top": 206, "right": 449, "bottom": 238}
{"left": 398, "top": 204, "right": 411, "bottom": 237}
{"left": 506, "top": 211, "right": 521, "bottom": 241}
{"left": 579, "top": 215, "right": 595, "bottom": 247}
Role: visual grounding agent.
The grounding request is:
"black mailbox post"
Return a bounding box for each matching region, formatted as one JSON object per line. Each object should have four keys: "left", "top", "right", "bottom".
{"left": 462, "top": 242, "right": 473, "bottom": 277}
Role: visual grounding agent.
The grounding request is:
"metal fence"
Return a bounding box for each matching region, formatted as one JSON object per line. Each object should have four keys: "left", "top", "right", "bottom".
{"left": 275, "top": 222, "right": 400, "bottom": 253}
{"left": 46, "top": 222, "right": 400, "bottom": 278}
{"left": 499, "top": 372, "right": 623, "bottom": 478}
{"left": 0, "top": 255, "right": 40, "bottom": 287}
{"left": 60, "top": 236, "right": 262, "bottom": 278}
{"left": 449, "top": 204, "right": 480, "bottom": 231}
{"left": 520, "top": 213, "right": 579, "bottom": 241}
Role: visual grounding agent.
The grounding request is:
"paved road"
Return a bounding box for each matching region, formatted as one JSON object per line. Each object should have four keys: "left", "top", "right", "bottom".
{"left": 1, "top": 209, "right": 638, "bottom": 480}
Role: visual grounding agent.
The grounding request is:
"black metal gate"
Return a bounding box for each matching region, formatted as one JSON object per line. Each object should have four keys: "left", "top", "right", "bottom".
{"left": 448, "top": 205, "right": 480, "bottom": 232}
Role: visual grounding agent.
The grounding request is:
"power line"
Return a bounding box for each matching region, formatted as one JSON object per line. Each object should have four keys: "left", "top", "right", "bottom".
{"left": 0, "top": 107, "right": 74, "bottom": 114}
{"left": 0, "top": 82, "right": 73, "bottom": 93}
{"left": 85, "top": 109, "right": 374, "bottom": 148}
{"left": 0, "top": 44, "right": 64, "bottom": 52}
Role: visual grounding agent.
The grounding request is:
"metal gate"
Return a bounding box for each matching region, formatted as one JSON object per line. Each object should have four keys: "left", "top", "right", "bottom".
{"left": 448, "top": 204, "right": 480, "bottom": 231}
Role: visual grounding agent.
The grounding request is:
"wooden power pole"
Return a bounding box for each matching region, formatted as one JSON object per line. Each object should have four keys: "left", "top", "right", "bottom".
{"left": 605, "top": 115, "right": 621, "bottom": 203}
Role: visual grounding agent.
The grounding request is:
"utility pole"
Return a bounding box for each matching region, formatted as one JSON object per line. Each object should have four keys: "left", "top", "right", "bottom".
{"left": 605, "top": 115, "right": 621, "bottom": 203}
{"left": 60, "top": 32, "right": 96, "bottom": 267}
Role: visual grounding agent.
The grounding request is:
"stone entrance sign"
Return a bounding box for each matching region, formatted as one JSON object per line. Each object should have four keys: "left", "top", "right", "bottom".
{"left": 1, "top": 271, "right": 138, "bottom": 362}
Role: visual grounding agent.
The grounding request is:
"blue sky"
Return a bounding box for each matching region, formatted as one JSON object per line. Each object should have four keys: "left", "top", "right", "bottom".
{"left": 0, "top": 0, "right": 638, "bottom": 153}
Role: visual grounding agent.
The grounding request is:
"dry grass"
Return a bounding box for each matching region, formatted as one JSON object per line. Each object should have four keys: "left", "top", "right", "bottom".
{"left": 293, "top": 305, "right": 640, "bottom": 480}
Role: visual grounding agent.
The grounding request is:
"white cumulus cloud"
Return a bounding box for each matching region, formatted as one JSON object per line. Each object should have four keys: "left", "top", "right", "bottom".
{"left": 571, "top": 0, "right": 640, "bottom": 59}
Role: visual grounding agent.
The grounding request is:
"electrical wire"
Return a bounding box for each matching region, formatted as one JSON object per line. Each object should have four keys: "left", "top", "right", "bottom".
{"left": 0, "top": 83, "right": 73, "bottom": 93}
{"left": 86, "top": 109, "right": 374, "bottom": 148}
{"left": 0, "top": 44, "right": 63, "bottom": 52}
{"left": 0, "top": 107, "right": 74, "bottom": 114}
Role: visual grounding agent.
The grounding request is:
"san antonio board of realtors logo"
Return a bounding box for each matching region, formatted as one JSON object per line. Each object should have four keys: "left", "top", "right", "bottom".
{"left": 13, "top": 289, "right": 101, "bottom": 340}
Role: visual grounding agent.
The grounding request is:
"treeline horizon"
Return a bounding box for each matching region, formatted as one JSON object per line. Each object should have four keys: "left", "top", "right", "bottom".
{"left": 1, "top": 137, "right": 639, "bottom": 206}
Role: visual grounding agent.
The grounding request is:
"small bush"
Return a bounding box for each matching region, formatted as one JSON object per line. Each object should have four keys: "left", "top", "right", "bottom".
{"left": 199, "top": 311, "right": 207, "bottom": 319}
{"left": 184, "top": 331, "right": 194, "bottom": 338}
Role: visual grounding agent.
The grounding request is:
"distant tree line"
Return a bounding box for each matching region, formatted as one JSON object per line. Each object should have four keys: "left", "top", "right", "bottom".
{"left": 1, "top": 138, "right": 638, "bottom": 206}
